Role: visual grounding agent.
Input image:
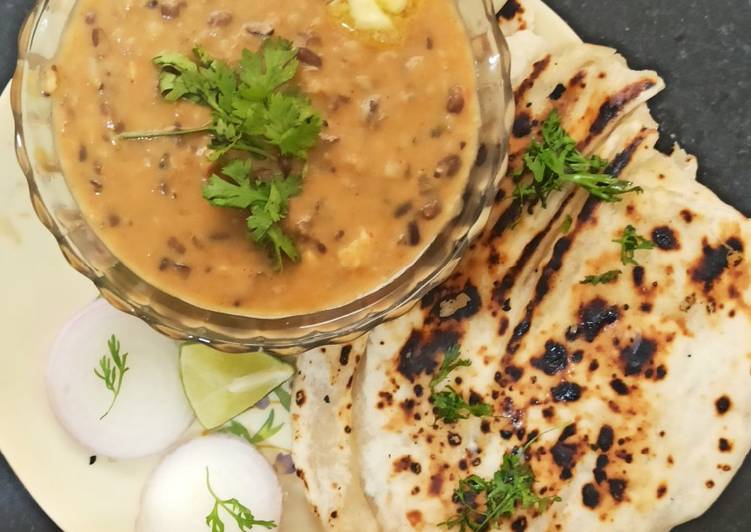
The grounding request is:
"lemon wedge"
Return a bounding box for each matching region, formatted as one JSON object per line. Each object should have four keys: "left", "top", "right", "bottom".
{"left": 180, "top": 344, "right": 294, "bottom": 429}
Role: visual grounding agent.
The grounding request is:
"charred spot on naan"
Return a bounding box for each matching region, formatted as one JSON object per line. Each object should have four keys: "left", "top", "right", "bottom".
{"left": 496, "top": 0, "right": 531, "bottom": 35}
{"left": 550, "top": 381, "right": 583, "bottom": 402}
{"left": 610, "top": 378, "right": 630, "bottom": 395}
{"left": 531, "top": 340, "right": 569, "bottom": 376}
{"left": 605, "top": 128, "right": 652, "bottom": 177}
{"left": 295, "top": 467, "right": 309, "bottom": 489}
{"left": 691, "top": 237, "right": 744, "bottom": 293}
{"left": 619, "top": 336, "right": 658, "bottom": 377}
{"left": 549, "top": 82, "right": 567, "bottom": 101}
{"left": 512, "top": 111, "right": 535, "bottom": 138}
{"left": 680, "top": 209, "right": 695, "bottom": 223}
{"left": 338, "top": 344, "right": 353, "bottom": 366}
{"left": 632, "top": 265, "right": 646, "bottom": 287}
{"left": 489, "top": 198, "right": 523, "bottom": 239}
{"left": 651, "top": 226, "right": 680, "bottom": 250}
{"left": 507, "top": 236, "right": 574, "bottom": 354}
{"left": 551, "top": 427, "right": 582, "bottom": 478}
{"left": 514, "top": 55, "right": 551, "bottom": 106}
{"left": 608, "top": 478, "right": 628, "bottom": 502}
{"left": 397, "top": 328, "right": 462, "bottom": 381}
{"left": 719, "top": 438, "right": 733, "bottom": 452}
{"left": 715, "top": 395, "right": 732, "bottom": 415}
{"left": 497, "top": 0, "right": 523, "bottom": 20}
{"left": 593, "top": 453, "right": 609, "bottom": 484}
{"left": 578, "top": 78, "right": 658, "bottom": 151}
{"left": 567, "top": 298, "right": 621, "bottom": 343}
{"left": 582, "top": 482, "right": 601, "bottom": 508}
{"left": 393, "top": 455, "right": 422, "bottom": 473}
{"left": 421, "top": 279, "right": 482, "bottom": 322}
{"left": 295, "top": 389, "right": 306, "bottom": 406}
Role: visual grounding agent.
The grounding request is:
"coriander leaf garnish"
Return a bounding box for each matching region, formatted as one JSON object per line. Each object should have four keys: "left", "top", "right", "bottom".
{"left": 264, "top": 91, "right": 324, "bottom": 159}
{"left": 432, "top": 388, "right": 493, "bottom": 424}
{"left": 560, "top": 214, "right": 573, "bottom": 234}
{"left": 205, "top": 468, "right": 276, "bottom": 532}
{"left": 203, "top": 159, "right": 301, "bottom": 268}
{"left": 430, "top": 345, "right": 471, "bottom": 389}
{"left": 613, "top": 225, "right": 654, "bottom": 265}
{"left": 513, "top": 109, "right": 642, "bottom": 207}
{"left": 219, "top": 411, "right": 284, "bottom": 447}
{"left": 120, "top": 38, "right": 322, "bottom": 268}
{"left": 138, "top": 39, "right": 322, "bottom": 161}
{"left": 441, "top": 442, "right": 560, "bottom": 531}
{"left": 580, "top": 269, "right": 622, "bottom": 285}
{"left": 93, "top": 335, "right": 130, "bottom": 420}
{"left": 429, "top": 345, "right": 492, "bottom": 424}
{"left": 237, "top": 40, "right": 299, "bottom": 102}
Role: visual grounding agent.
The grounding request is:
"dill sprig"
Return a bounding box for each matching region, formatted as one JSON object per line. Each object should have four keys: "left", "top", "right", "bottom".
{"left": 205, "top": 468, "right": 276, "bottom": 531}
{"left": 93, "top": 334, "right": 130, "bottom": 420}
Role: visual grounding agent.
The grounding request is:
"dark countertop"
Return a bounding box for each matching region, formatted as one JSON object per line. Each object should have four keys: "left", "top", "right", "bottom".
{"left": 0, "top": 1, "right": 749, "bottom": 531}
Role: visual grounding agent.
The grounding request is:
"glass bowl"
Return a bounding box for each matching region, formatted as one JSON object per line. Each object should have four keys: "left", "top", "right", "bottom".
{"left": 12, "top": 0, "right": 513, "bottom": 353}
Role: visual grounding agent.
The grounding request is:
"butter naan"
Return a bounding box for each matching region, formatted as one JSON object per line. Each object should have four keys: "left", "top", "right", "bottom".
{"left": 292, "top": 3, "right": 750, "bottom": 531}
{"left": 291, "top": 339, "right": 377, "bottom": 531}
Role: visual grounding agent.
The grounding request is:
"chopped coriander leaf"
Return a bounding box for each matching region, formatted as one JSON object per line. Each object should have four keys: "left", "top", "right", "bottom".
{"left": 513, "top": 110, "right": 642, "bottom": 207}
{"left": 237, "top": 40, "right": 299, "bottom": 101}
{"left": 205, "top": 468, "right": 276, "bottom": 532}
{"left": 264, "top": 92, "right": 324, "bottom": 159}
{"left": 580, "top": 269, "right": 622, "bottom": 285}
{"left": 203, "top": 159, "right": 301, "bottom": 269}
{"left": 432, "top": 388, "right": 492, "bottom": 424}
{"left": 142, "top": 39, "right": 321, "bottom": 161}
{"left": 441, "top": 446, "right": 560, "bottom": 531}
{"left": 93, "top": 334, "right": 130, "bottom": 420}
{"left": 120, "top": 38, "right": 322, "bottom": 268}
{"left": 430, "top": 344, "right": 471, "bottom": 389}
{"left": 429, "top": 345, "right": 492, "bottom": 424}
{"left": 560, "top": 214, "right": 573, "bottom": 234}
{"left": 613, "top": 225, "right": 654, "bottom": 265}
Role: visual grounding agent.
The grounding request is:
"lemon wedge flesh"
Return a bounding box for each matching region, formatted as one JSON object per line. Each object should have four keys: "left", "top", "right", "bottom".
{"left": 180, "top": 344, "right": 294, "bottom": 429}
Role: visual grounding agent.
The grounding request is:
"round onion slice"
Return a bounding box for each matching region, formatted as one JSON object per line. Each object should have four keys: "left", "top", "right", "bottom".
{"left": 137, "top": 435, "right": 282, "bottom": 532}
{"left": 46, "top": 299, "right": 193, "bottom": 459}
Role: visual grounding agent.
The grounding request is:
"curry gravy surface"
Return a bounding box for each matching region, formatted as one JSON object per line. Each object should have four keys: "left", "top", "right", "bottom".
{"left": 52, "top": 0, "right": 478, "bottom": 317}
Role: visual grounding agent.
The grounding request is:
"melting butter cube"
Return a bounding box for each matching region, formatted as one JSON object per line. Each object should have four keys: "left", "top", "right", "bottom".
{"left": 378, "top": 0, "right": 409, "bottom": 14}
{"left": 345, "top": 0, "right": 410, "bottom": 31}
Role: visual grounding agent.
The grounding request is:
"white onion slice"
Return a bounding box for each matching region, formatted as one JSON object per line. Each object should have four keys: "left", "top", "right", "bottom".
{"left": 137, "top": 435, "right": 282, "bottom": 532}
{"left": 46, "top": 298, "right": 193, "bottom": 459}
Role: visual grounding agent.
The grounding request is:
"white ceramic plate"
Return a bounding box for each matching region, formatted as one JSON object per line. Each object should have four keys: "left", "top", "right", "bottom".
{"left": 0, "top": 1, "right": 578, "bottom": 531}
